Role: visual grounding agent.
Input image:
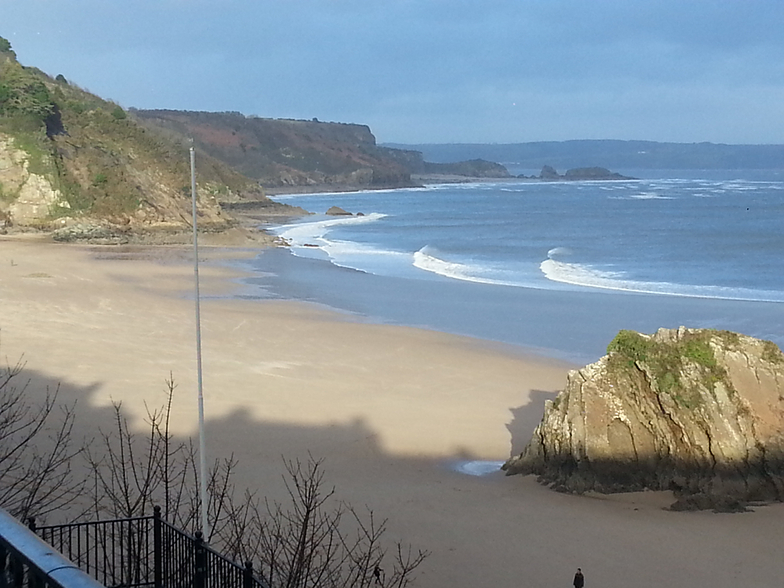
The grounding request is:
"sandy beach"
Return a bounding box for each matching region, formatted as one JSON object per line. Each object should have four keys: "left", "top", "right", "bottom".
{"left": 1, "top": 235, "right": 783, "bottom": 588}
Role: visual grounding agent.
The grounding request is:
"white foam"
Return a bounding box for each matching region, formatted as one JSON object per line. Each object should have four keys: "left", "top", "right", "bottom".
{"left": 413, "top": 248, "right": 522, "bottom": 287}
{"left": 270, "top": 186, "right": 436, "bottom": 200}
{"left": 540, "top": 257, "right": 784, "bottom": 302}
{"left": 275, "top": 212, "right": 387, "bottom": 244}
{"left": 547, "top": 246, "right": 572, "bottom": 257}
{"left": 273, "top": 213, "right": 421, "bottom": 275}
{"left": 720, "top": 181, "right": 764, "bottom": 191}
{"left": 629, "top": 192, "right": 674, "bottom": 200}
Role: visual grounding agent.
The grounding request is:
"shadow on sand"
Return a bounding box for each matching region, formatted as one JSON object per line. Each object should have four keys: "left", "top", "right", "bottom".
{"left": 506, "top": 389, "right": 559, "bottom": 457}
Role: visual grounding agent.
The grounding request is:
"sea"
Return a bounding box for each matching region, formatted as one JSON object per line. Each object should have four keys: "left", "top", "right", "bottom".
{"left": 236, "top": 169, "right": 784, "bottom": 365}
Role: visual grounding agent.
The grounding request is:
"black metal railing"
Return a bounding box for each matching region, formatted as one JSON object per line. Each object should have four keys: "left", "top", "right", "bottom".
{"left": 0, "top": 506, "right": 105, "bottom": 588}
{"left": 31, "top": 507, "right": 267, "bottom": 588}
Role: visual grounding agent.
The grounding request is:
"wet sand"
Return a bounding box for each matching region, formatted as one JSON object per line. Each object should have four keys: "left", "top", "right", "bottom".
{"left": 1, "top": 235, "right": 782, "bottom": 588}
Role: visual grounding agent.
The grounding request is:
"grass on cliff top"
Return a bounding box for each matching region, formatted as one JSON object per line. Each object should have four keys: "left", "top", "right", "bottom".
{"left": 606, "top": 329, "right": 735, "bottom": 409}
{"left": 762, "top": 340, "right": 784, "bottom": 364}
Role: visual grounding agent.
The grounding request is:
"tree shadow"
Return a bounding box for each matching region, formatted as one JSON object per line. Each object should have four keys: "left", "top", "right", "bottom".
{"left": 3, "top": 364, "right": 426, "bottom": 520}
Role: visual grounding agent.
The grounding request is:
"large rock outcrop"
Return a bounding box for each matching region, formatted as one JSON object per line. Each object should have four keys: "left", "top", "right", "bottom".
{"left": 503, "top": 328, "right": 784, "bottom": 509}
{"left": 1, "top": 38, "right": 299, "bottom": 236}
{"left": 0, "top": 136, "right": 71, "bottom": 227}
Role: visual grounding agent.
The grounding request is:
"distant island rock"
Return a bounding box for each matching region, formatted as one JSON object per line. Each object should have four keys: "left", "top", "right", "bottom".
{"left": 525, "top": 165, "right": 635, "bottom": 181}
{"left": 325, "top": 206, "right": 352, "bottom": 216}
{"left": 503, "top": 328, "right": 784, "bottom": 511}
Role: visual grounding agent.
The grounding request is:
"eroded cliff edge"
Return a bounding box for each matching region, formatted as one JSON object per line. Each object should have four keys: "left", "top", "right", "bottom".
{"left": 503, "top": 328, "right": 784, "bottom": 510}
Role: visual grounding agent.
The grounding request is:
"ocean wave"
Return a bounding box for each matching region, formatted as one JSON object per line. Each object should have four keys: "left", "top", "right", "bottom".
{"left": 547, "top": 246, "right": 572, "bottom": 258}
{"left": 413, "top": 247, "right": 526, "bottom": 287}
{"left": 270, "top": 186, "right": 436, "bottom": 200}
{"left": 272, "top": 213, "right": 418, "bottom": 274}
{"left": 297, "top": 238, "right": 412, "bottom": 274}
{"left": 540, "top": 257, "right": 784, "bottom": 302}
{"left": 274, "top": 212, "right": 387, "bottom": 244}
{"left": 607, "top": 194, "right": 674, "bottom": 201}
{"left": 720, "top": 182, "right": 766, "bottom": 191}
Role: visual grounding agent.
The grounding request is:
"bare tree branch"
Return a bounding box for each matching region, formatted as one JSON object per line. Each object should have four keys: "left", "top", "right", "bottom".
{"left": 1, "top": 363, "right": 429, "bottom": 587}
{"left": 0, "top": 356, "right": 83, "bottom": 521}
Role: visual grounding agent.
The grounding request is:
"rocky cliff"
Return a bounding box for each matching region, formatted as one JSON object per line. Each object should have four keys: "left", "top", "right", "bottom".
{"left": 0, "top": 37, "right": 292, "bottom": 237}
{"left": 133, "top": 110, "right": 415, "bottom": 192}
{"left": 503, "top": 328, "right": 784, "bottom": 510}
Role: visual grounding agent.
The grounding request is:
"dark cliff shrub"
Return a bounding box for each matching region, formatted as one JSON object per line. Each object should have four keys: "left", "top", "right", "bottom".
{"left": 607, "top": 329, "right": 652, "bottom": 363}
{"left": 0, "top": 36, "right": 13, "bottom": 55}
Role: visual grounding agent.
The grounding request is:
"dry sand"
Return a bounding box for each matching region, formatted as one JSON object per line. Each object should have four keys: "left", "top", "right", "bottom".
{"left": 1, "top": 235, "right": 782, "bottom": 588}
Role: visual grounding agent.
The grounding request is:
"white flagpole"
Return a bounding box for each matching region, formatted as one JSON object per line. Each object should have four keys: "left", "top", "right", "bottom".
{"left": 190, "top": 146, "right": 209, "bottom": 540}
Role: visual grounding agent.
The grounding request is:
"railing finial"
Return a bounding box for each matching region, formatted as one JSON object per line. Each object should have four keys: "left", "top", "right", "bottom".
{"left": 243, "top": 561, "right": 254, "bottom": 588}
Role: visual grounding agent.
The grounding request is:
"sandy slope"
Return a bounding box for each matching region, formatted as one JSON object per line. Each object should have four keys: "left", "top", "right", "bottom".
{"left": 1, "top": 235, "right": 782, "bottom": 588}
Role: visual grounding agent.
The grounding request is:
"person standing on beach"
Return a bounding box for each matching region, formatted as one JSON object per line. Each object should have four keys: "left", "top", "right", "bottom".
{"left": 573, "top": 567, "right": 585, "bottom": 588}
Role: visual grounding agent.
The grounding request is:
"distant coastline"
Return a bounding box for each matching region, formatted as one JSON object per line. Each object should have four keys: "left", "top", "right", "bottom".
{"left": 384, "top": 139, "right": 784, "bottom": 171}
{"left": 267, "top": 165, "right": 635, "bottom": 197}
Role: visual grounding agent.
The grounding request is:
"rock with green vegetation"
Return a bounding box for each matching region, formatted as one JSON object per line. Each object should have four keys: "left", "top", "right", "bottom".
{"left": 420, "top": 158, "right": 511, "bottom": 178}
{"left": 133, "top": 109, "right": 415, "bottom": 192}
{"left": 533, "top": 165, "right": 634, "bottom": 181}
{"left": 562, "top": 167, "right": 634, "bottom": 181}
{"left": 503, "top": 327, "right": 784, "bottom": 511}
{"left": 0, "top": 36, "right": 291, "bottom": 235}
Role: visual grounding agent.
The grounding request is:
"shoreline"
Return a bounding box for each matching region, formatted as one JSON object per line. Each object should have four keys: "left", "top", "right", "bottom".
{"left": 0, "top": 234, "right": 573, "bottom": 455}
{"left": 2, "top": 236, "right": 784, "bottom": 588}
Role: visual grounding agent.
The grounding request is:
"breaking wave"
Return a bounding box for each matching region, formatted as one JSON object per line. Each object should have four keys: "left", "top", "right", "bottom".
{"left": 273, "top": 213, "right": 413, "bottom": 273}
{"left": 412, "top": 247, "right": 542, "bottom": 288}
{"left": 540, "top": 248, "right": 784, "bottom": 302}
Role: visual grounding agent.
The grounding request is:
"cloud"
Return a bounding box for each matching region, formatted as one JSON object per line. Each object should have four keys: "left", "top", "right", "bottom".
{"left": 3, "top": 1, "right": 784, "bottom": 143}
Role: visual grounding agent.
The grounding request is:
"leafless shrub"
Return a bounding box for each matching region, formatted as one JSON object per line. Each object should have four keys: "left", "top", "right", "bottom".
{"left": 6, "top": 366, "right": 429, "bottom": 586}
{"left": 0, "top": 356, "right": 83, "bottom": 521}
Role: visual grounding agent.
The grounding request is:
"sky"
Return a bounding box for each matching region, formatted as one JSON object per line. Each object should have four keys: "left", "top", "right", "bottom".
{"left": 2, "top": 0, "right": 784, "bottom": 145}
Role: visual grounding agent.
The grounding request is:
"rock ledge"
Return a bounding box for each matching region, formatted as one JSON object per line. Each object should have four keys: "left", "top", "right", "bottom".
{"left": 503, "top": 328, "right": 784, "bottom": 510}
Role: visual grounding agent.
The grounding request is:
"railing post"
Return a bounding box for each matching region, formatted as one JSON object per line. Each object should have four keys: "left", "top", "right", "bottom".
{"left": 10, "top": 554, "right": 22, "bottom": 588}
{"left": 29, "top": 567, "right": 42, "bottom": 588}
{"left": 25, "top": 515, "right": 37, "bottom": 588}
{"left": 0, "top": 541, "right": 7, "bottom": 588}
{"left": 243, "top": 561, "right": 253, "bottom": 588}
{"left": 194, "top": 531, "right": 206, "bottom": 588}
{"left": 153, "top": 506, "right": 163, "bottom": 588}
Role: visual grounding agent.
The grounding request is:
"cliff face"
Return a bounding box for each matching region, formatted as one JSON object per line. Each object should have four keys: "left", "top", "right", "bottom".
{"left": 503, "top": 328, "right": 784, "bottom": 509}
{"left": 133, "top": 110, "right": 414, "bottom": 191}
{"left": 0, "top": 38, "right": 286, "bottom": 235}
{"left": 0, "top": 135, "right": 70, "bottom": 227}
